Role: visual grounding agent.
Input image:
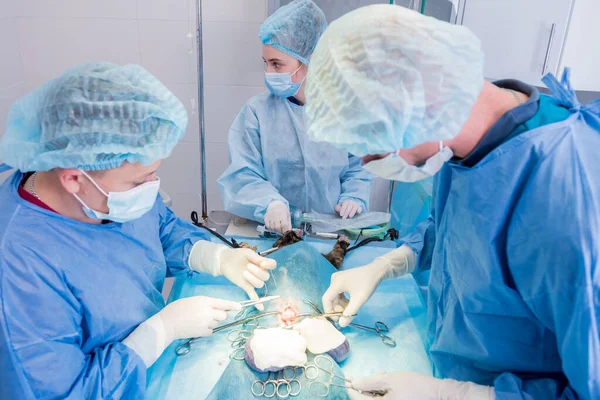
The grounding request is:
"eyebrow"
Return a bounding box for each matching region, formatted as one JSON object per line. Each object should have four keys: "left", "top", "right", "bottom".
{"left": 262, "top": 57, "right": 284, "bottom": 63}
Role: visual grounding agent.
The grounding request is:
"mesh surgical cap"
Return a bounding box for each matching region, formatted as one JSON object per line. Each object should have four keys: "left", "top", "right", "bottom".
{"left": 0, "top": 62, "right": 188, "bottom": 172}
{"left": 259, "top": 0, "right": 327, "bottom": 65}
{"left": 305, "top": 5, "right": 485, "bottom": 157}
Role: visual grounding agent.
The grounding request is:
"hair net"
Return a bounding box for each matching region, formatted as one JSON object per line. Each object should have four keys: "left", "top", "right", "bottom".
{"left": 305, "top": 5, "right": 485, "bottom": 157}
{"left": 0, "top": 62, "right": 187, "bottom": 172}
{"left": 259, "top": 0, "right": 327, "bottom": 65}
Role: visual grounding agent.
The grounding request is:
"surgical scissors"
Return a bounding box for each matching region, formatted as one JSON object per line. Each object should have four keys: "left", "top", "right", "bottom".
{"left": 304, "top": 300, "right": 396, "bottom": 348}
{"left": 251, "top": 368, "right": 301, "bottom": 398}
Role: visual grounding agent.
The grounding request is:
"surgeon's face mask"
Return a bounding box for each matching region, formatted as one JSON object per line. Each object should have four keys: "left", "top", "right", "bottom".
{"left": 265, "top": 64, "right": 305, "bottom": 98}
{"left": 362, "top": 142, "right": 454, "bottom": 183}
{"left": 73, "top": 170, "right": 160, "bottom": 223}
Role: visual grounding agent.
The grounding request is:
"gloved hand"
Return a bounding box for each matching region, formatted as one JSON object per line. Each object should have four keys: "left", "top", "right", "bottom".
{"left": 335, "top": 200, "right": 363, "bottom": 219}
{"left": 322, "top": 245, "right": 416, "bottom": 327}
{"left": 264, "top": 201, "right": 292, "bottom": 233}
{"left": 123, "top": 296, "right": 241, "bottom": 367}
{"left": 189, "top": 241, "right": 277, "bottom": 310}
{"left": 347, "top": 371, "right": 495, "bottom": 400}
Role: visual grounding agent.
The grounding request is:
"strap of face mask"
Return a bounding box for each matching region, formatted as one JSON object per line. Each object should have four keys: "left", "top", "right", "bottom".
{"left": 80, "top": 170, "right": 110, "bottom": 198}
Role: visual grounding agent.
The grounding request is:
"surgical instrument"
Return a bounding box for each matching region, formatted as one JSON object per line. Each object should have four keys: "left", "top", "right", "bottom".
{"left": 305, "top": 355, "right": 352, "bottom": 397}
{"left": 304, "top": 300, "right": 397, "bottom": 348}
{"left": 349, "top": 321, "right": 396, "bottom": 348}
{"left": 239, "top": 295, "right": 280, "bottom": 309}
{"left": 258, "top": 246, "right": 280, "bottom": 256}
{"left": 175, "top": 311, "right": 280, "bottom": 356}
{"left": 306, "top": 356, "right": 388, "bottom": 398}
{"left": 252, "top": 368, "right": 302, "bottom": 398}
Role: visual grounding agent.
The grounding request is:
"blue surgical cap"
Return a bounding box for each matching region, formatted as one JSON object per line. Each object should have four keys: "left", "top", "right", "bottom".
{"left": 0, "top": 62, "right": 188, "bottom": 172}
{"left": 306, "top": 5, "right": 484, "bottom": 157}
{"left": 259, "top": 0, "right": 327, "bottom": 65}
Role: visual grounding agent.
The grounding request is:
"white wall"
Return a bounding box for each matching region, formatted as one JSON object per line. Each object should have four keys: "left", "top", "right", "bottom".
{"left": 0, "top": 0, "right": 389, "bottom": 217}
{"left": 0, "top": 1, "right": 26, "bottom": 183}
{"left": 0, "top": 0, "right": 267, "bottom": 219}
{"left": 560, "top": 0, "right": 600, "bottom": 92}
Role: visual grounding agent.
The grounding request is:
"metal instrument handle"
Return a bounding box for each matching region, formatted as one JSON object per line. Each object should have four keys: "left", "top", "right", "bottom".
{"left": 542, "top": 23, "right": 557, "bottom": 76}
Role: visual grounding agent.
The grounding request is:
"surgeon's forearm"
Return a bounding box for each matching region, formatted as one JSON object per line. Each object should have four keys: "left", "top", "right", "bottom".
{"left": 123, "top": 314, "right": 171, "bottom": 368}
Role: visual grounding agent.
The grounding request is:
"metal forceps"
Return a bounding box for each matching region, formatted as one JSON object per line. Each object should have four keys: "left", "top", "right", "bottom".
{"left": 251, "top": 368, "right": 301, "bottom": 398}
{"left": 350, "top": 321, "right": 397, "bottom": 348}
{"left": 304, "top": 355, "right": 351, "bottom": 397}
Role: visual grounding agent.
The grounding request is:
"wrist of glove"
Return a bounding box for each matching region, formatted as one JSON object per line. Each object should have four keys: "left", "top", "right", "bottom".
{"left": 348, "top": 371, "right": 495, "bottom": 400}
{"left": 374, "top": 244, "right": 417, "bottom": 280}
{"left": 188, "top": 240, "right": 277, "bottom": 310}
{"left": 123, "top": 296, "right": 240, "bottom": 368}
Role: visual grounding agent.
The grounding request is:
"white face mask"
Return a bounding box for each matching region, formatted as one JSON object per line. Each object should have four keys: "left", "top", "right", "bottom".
{"left": 73, "top": 170, "right": 160, "bottom": 223}
{"left": 362, "top": 142, "right": 454, "bottom": 183}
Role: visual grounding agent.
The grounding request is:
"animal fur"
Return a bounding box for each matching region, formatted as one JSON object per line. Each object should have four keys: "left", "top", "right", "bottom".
{"left": 273, "top": 231, "right": 349, "bottom": 269}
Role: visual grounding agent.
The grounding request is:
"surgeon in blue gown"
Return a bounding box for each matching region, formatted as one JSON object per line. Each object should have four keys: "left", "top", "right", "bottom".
{"left": 305, "top": 5, "right": 600, "bottom": 400}
{"left": 0, "top": 62, "right": 276, "bottom": 399}
{"left": 218, "top": 0, "right": 372, "bottom": 234}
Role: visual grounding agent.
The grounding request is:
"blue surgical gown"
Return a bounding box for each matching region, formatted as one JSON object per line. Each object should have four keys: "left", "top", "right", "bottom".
{"left": 0, "top": 172, "right": 210, "bottom": 399}
{"left": 401, "top": 73, "right": 600, "bottom": 399}
{"left": 218, "top": 92, "right": 372, "bottom": 222}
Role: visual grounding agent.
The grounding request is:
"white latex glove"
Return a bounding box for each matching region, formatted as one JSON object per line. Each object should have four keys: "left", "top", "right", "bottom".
{"left": 189, "top": 241, "right": 277, "bottom": 310}
{"left": 264, "top": 201, "right": 292, "bottom": 233}
{"left": 322, "top": 245, "right": 416, "bottom": 327}
{"left": 123, "top": 296, "right": 241, "bottom": 367}
{"left": 335, "top": 200, "right": 363, "bottom": 219}
{"left": 347, "top": 371, "right": 495, "bottom": 400}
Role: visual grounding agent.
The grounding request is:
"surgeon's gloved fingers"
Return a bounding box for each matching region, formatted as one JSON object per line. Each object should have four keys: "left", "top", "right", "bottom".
{"left": 340, "top": 202, "right": 351, "bottom": 219}
{"left": 206, "top": 297, "right": 242, "bottom": 311}
{"left": 347, "top": 389, "right": 374, "bottom": 400}
{"left": 240, "top": 283, "right": 264, "bottom": 311}
{"left": 247, "top": 263, "right": 271, "bottom": 281}
{"left": 351, "top": 372, "right": 391, "bottom": 392}
{"left": 335, "top": 204, "right": 342, "bottom": 214}
{"left": 212, "top": 309, "right": 229, "bottom": 322}
{"left": 207, "top": 319, "right": 220, "bottom": 329}
{"left": 348, "top": 205, "right": 362, "bottom": 219}
{"left": 243, "top": 269, "right": 265, "bottom": 289}
{"left": 322, "top": 285, "right": 344, "bottom": 316}
{"left": 244, "top": 252, "right": 277, "bottom": 271}
{"left": 339, "top": 295, "right": 368, "bottom": 327}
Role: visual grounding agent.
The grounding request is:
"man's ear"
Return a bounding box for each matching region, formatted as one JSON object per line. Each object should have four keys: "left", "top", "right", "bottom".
{"left": 57, "top": 169, "right": 85, "bottom": 194}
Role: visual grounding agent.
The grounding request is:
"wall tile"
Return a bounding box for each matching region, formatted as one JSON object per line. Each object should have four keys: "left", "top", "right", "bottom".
{"left": 137, "top": 0, "right": 191, "bottom": 21}
{"left": 138, "top": 20, "right": 196, "bottom": 85}
{"left": 168, "top": 193, "right": 202, "bottom": 220}
{"left": 204, "top": 84, "right": 265, "bottom": 143}
{"left": 0, "top": 19, "right": 23, "bottom": 89}
{"left": 204, "top": 142, "right": 229, "bottom": 211}
{"left": 159, "top": 142, "right": 201, "bottom": 196}
{"left": 202, "top": 0, "right": 267, "bottom": 23}
{"left": 202, "top": 21, "right": 264, "bottom": 86}
{"left": 18, "top": 0, "right": 137, "bottom": 19}
{"left": 166, "top": 83, "right": 200, "bottom": 142}
{"left": 17, "top": 18, "right": 140, "bottom": 88}
{"left": 0, "top": 83, "right": 28, "bottom": 140}
{"left": 0, "top": 2, "right": 17, "bottom": 19}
